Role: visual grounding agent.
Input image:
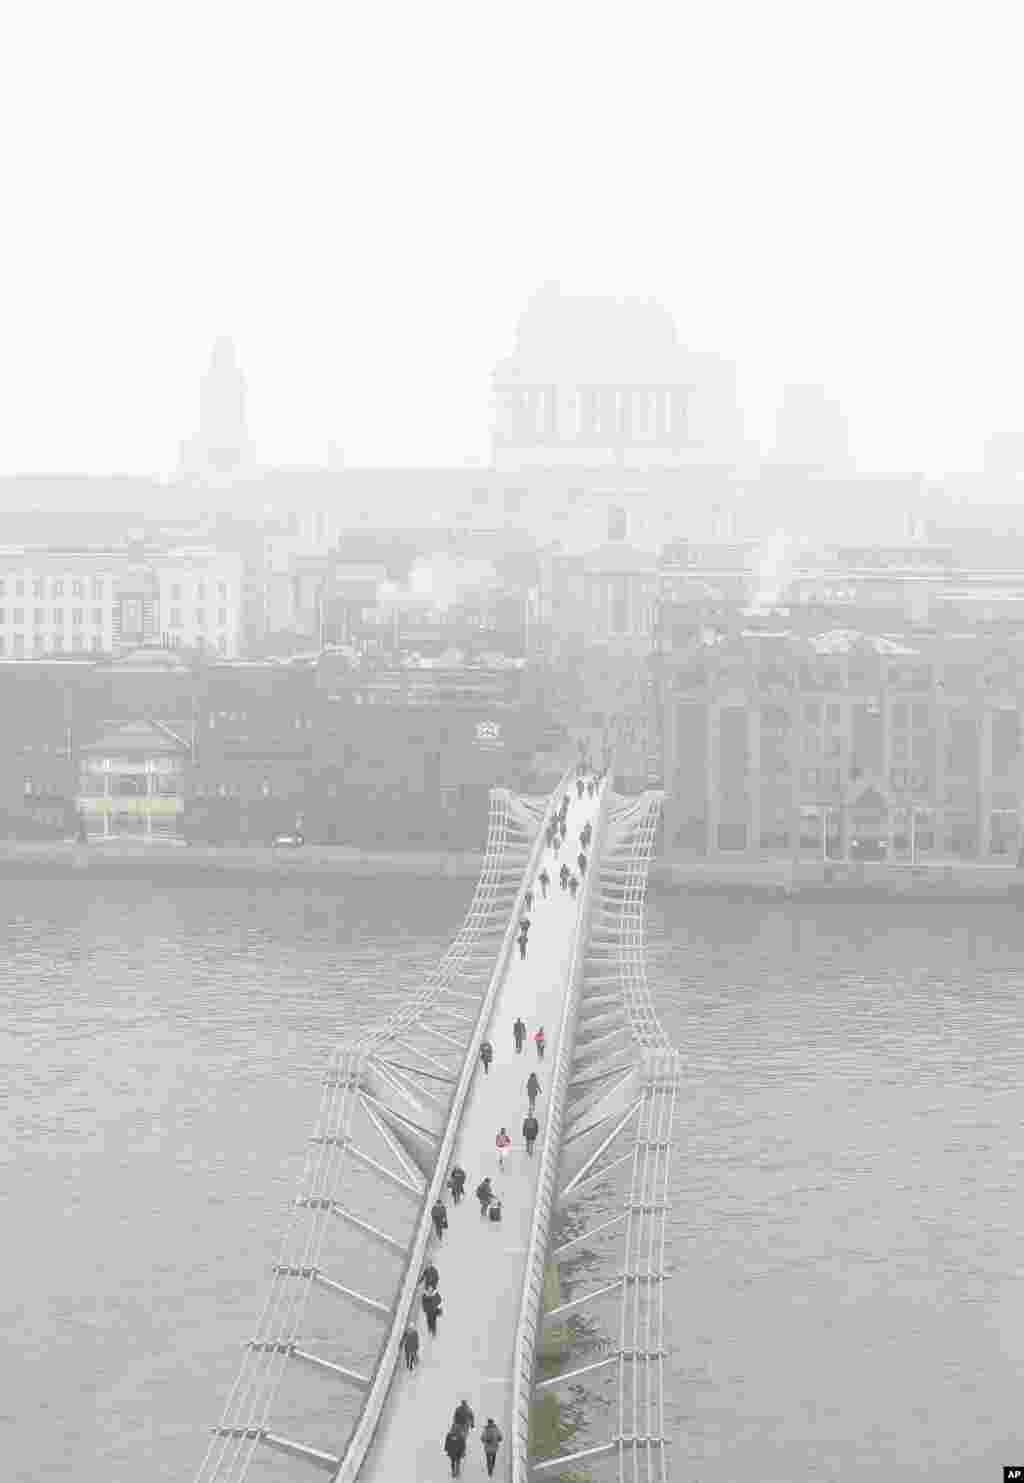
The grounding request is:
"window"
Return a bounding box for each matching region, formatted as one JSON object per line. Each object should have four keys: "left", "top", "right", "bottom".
{"left": 53, "top": 608, "right": 64, "bottom": 625}
{"left": 217, "top": 581, "right": 227, "bottom": 600}
{"left": 33, "top": 579, "right": 44, "bottom": 598}
{"left": 803, "top": 702, "right": 821, "bottom": 725}
{"left": 912, "top": 703, "right": 929, "bottom": 729}
{"left": 195, "top": 609, "right": 205, "bottom": 628}
{"left": 15, "top": 579, "right": 24, "bottom": 597}
{"left": 0, "top": 609, "right": 4, "bottom": 625}
{"left": 0, "top": 636, "right": 4, "bottom": 654}
{"left": 0, "top": 580, "right": 5, "bottom": 598}
{"left": 891, "top": 703, "right": 908, "bottom": 728}
{"left": 196, "top": 582, "right": 206, "bottom": 601}
{"left": 52, "top": 579, "right": 63, "bottom": 597}
{"left": 72, "top": 608, "right": 83, "bottom": 626}
{"left": 72, "top": 580, "right": 84, "bottom": 598}
{"left": 33, "top": 608, "right": 44, "bottom": 626}
{"left": 91, "top": 578, "right": 104, "bottom": 600}
{"left": 13, "top": 608, "right": 23, "bottom": 624}
{"left": 169, "top": 608, "right": 182, "bottom": 627}
{"left": 91, "top": 635, "right": 102, "bottom": 652}
{"left": 72, "top": 633, "right": 84, "bottom": 652}
{"left": 53, "top": 635, "right": 63, "bottom": 652}
{"left": 91, "top": 607, "right": 103, "bottom": 626}
{"left": 218, "top": 608, "right": 227, "bottom": 627}
{"left": 826, "top": 703, "right": 841, "bottom": 724}
{"left": 217, "top": 635, "right": 227, "bottom": 655}
{"left": 171, "top": 583, "right": 182, "bottom": 601}
{"left": 14, "top": 634, "right": 24, "bottom": 655}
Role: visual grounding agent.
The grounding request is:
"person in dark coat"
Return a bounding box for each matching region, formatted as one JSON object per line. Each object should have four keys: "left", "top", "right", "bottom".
{"left": 453, "top": 1399, "right": 475, "bottom": 1432}
{"left": 538, "top": 868, "right": 550, "bottom": 898}
{"left": 559, "top": 862, "right": 570, "bottom": 890}
{"left": 488, "top": 1198, "right": 502, "bottom": 1223}
{"left": 577, "top": 850, "right": 587, "bottom": 877}
{"left": 448, "top": 1165, "right": 466, "bottom": 1203}
{"left": 476, "top": 1176, "right": 494, "bottom": 1214}
{"left": 526, "top": 1071, "right": 541, "bottom": 1112}
{"left": 444, "top": 1423, "right": 466, "bottom": 1476}
{"left": 568, "top": 873, "right": 579, "bottom": 899}
{"left": 576, "top": 777, "right": 585, "bottom": 799}
{"left": 480, "top": 1040, "right": 493, "bottom": 1074}
{"left": 431, "top": 1199, "right": 448, "bottom": 1240}
{"left": 524, "top": 887, "right": 534, "bottom": 911}
{"left": 481, "top": 1418, "right": 503, "bottom": 1476}
{"left": 402, "top": 1323, "right": 420, "bottom": 1369}
{"left": 559, "top": 817, "right": 567, "bottom": 840}
{"left": 522, "top": 1112, "right": 539, "bottom": 1155}
{"left": 587, "top": 778, "right": 595, "bottom": 798}
{"left": 517, "top": 930, "right": 528, "bottom": 961}
{"left": 422, "top": 1285, "right": 442, "bottom": 1336}
{"left": 513, "top": 1017, "right": 526, "bottom": 1053}
{"left": 420, "top": 1261, "right": 439, "bottom": 1292}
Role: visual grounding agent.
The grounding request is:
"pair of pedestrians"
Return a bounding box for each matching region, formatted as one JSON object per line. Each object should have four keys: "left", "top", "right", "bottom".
{"left": 444, "top": 1410, "right": 502, "bottom": 1477}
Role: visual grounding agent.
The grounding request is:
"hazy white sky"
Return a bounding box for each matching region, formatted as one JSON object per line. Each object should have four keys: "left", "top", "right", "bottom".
{"left": 2, "top": 0, "right": 1021, "bottom": 478}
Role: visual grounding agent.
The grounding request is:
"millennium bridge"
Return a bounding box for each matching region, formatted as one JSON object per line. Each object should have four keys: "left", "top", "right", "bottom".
{"left": 195, "top": 756, "right": 682, "bottom": 1482}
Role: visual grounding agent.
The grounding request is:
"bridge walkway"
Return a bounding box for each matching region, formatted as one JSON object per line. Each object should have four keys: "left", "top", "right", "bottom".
{"left": 357, "top": 778, "right": 605, "bottom": 1481}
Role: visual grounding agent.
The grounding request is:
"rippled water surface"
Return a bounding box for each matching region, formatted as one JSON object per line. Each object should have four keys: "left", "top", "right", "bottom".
{"left": 4, "top": 876, "right": 1024, "bottom": 1480}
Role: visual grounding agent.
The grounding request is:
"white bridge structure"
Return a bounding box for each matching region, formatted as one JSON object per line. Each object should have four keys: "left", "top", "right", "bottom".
{"left": 194, "top": 761, "right": 681, "bottom": 1482}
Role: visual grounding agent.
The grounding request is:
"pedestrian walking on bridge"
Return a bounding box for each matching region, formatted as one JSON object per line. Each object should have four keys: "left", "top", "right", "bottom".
{"left": 431, "top": 1199, "right": 448, "bottom": 1240}
{"left": 517, "top": 930, "right": 528, "bottom": 961}
{"left": 480, "top": 1040, "right": 493, "bottom": 1074}
{"left": 526, "top": 1071, "right": 541, "bottom": 1112}
{"left": 539, "top": 867, "right": 550, "bottom": 898}
{"left": 559, "top": 862, "right": 570, "bottom": 891}
{"left": 513, "top": 1016, "right": 526, "bottom": 1053}
{"left": 453, "top": 1399, "right": 475, "bottom": 1433}
{"left": 524, "top": 887, "right": 534, "bottom": 911}
{"left": 522, "top": 1112, "right": 539, "bottom": 1156}
{"left": 448, "top": 1165, "right": 466, "bottom": 1203}
{"left": 422, "top": 1285, "right": 443, "bottom": 1337}
{"left": 476, "top": 1176, "right": 494, "bottom": 1215}
{"left": 420, "top": 1261, "right": 439, "bottom": 1292}
{"left": 577, "top": 850, "right": 587, "bottom": 877}
{"left": 402, "top": 1323, "right": 419, "bottom": 1370}
{"left": 568, "top": 873, "right": 579, "bottom": 900}
{"left": 496, "top": 1126, "right": 511, "bottom": 1171}
{"left": 576, "top": 777, "right": 585, "bottom": 799}
{"left": 587, "top": 778, "right": 595, "bottom": 798}
{"left": 481, "top": 1419, "right": 503, "bottom": 1477}
{"left": 534, "top": 1027, "right": 546, "bottom": 1060}
{"left": 444, "top": 1423, "right": 466, "bottom": 1477}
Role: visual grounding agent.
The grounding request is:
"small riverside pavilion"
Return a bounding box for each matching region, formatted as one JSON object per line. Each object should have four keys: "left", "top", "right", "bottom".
{"left": 76, "top": 718, "right": 189, "bottom": 839}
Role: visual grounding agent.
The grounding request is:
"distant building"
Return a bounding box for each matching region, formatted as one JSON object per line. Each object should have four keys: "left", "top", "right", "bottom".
{"left": 0, "top": 546, "right": 243, "bottom": 660}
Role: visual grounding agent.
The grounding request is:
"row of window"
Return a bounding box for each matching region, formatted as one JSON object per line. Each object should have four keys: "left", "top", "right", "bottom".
{"left": 0, "top": 635, "right": 105, "bottom": 655}
{"left": 166, "top": 608, "right": 229, "bottom": 629}
{"left": 167, "top": 581, "right": 229, "bottom": 602}
{"left": 0, "top": 608, "right": 107, "bottom": 627}
{"left": 0, "top": 578, "right": 106, "bottom": 600}
{"left": 0, "top": 578, "right": 231, "bottom": 602}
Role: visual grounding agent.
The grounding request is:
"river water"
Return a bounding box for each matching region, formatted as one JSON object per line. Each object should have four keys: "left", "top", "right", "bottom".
{"left": 3, "top": 874, "right": 1023, "bottom": 1481}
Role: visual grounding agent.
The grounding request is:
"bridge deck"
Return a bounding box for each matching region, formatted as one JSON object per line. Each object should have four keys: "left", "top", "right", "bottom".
{"left": 359, "top": 782, "right": 604, "bottom": 1482}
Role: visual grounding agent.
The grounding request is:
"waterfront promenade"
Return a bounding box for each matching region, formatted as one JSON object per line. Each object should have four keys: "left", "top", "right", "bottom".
{"left": 359, "top": 780, "right": 603, "bottom": 1482}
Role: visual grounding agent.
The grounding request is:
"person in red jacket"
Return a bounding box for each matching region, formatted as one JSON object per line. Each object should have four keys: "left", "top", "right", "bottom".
{"left": 534, "top": 1027, "right": 546, "bottom": 1060}
{"left": 495, "top": 1126, "right": 511, "bottom": 1170}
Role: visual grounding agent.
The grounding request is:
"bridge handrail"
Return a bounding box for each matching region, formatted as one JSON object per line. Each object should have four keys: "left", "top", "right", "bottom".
{"left": 509, "top": 764, "right": 615, "bottom": 1483}
{"left": 333, "top": 764, "right": 576, "bottom": 1482}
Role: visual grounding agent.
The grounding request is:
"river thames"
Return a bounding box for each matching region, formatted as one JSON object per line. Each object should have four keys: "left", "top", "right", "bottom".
{"left": 3, "top": 873, "right": 1024, "bottom": 1481}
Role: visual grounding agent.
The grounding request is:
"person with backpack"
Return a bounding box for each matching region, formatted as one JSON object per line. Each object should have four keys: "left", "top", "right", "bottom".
{"left": 453, "top": 1399, "right": 475, "bottom": 1433}
{"left": 444, "top": 1422, "right": 466, "bottom": 1477}
{"left": 522, "top": 1111, "right": 539, "bottom": 1156}
{"left": 431, "top": 1198, "right": 448, "bottom": 1240}
{"left": 476, "top": 1175, "right": 494, "bottom": 1215}
{"left": 480, "top": 1040, "right": 493, "bottom": 1074}
{"left": 448, "top": 1165, "right": 466, "bottom": 1204}
{"left": 480, "top": 1418, "right": 503, "bottom": 1476}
